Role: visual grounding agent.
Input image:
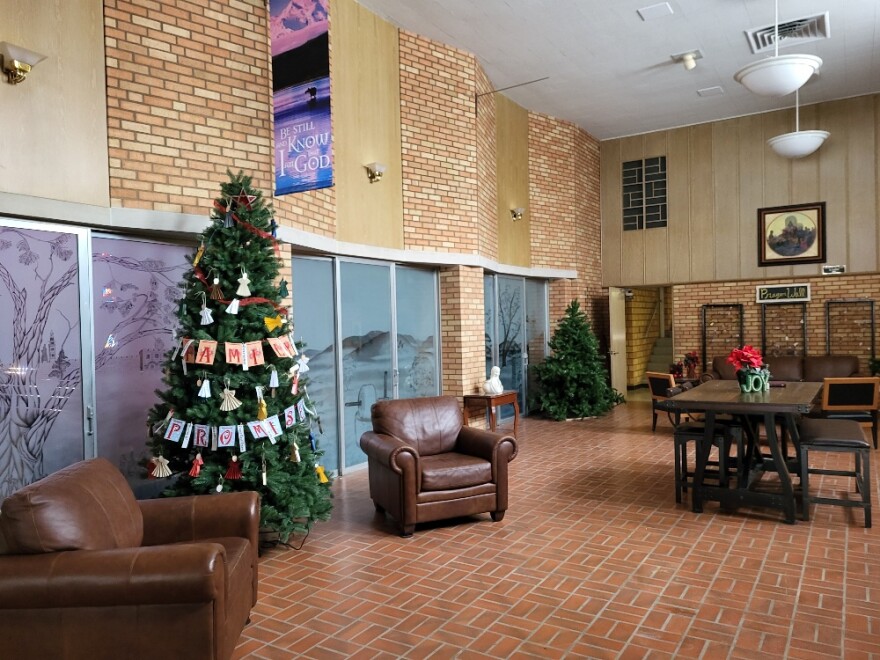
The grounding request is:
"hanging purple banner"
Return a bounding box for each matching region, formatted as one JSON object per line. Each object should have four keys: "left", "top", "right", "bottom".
{"left": 270, "top": 0, "right": 333, "bottom": 195}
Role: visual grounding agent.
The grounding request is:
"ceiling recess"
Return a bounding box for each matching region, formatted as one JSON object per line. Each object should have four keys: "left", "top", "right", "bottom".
{"left": 745, "top": 12, "right": 830, "bottom": 54}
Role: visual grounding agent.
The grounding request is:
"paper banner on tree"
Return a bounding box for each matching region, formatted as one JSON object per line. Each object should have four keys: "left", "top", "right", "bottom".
{"left": 267, "top": 337, "right": 292, "bottom": 358}
{"left": 237, "top": 424, "right": 247, "bottom": 453}
{"left": 193, "top": 424, "right": 210, "bottom": 447}
{"left": 218, "top": 425, "right": 237, "bottom": 448}
{"left": 264, "top": 414, "right": 283, "bottom": 441}
{"left": 225, "top": 342, "right": 243, "bottom": 365}
{"left": 247, "top": 420, "right": 268, "bottom": 439}
{"left": 195, "top": 340, "right": 217, "bottom": 365}
{"left": 297, "top": 399, "right": 307, "bottom": 422}
{"left": 283, "top": 404, "right": 296, "bottom": 428}
{"left": 164, "top": 418, "right": 186, "bottom": 442}
{"left": 183, "top": 340, "right": 197, "bottom": 364}
{"left": 246, "top": 341, "right": 265, "bottom": 367}
{"left": 181, "top": 423, "right": 193, "bottom": 449}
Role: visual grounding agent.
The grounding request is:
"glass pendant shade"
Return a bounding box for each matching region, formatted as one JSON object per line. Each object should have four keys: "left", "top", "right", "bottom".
{"left": 734, "top": 54, "right": 822, "bottom": 97}
{"left": 767, "top": 130, "right": 829, "bottom": 158}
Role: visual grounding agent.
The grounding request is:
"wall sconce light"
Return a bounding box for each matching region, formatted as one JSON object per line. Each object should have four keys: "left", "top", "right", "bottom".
{"left": 365, "top": 162, "right": 386, "bottom": 183}
{"left": 0, "top": 42, "right": 46, "bottom": 85}
{"left": 510, "top": 207, "right": 525, "bottom": 221}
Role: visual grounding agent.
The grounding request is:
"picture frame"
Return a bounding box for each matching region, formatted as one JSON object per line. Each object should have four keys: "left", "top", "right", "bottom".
{"left": 758, "top": 201, "right": 826, "bottom": 267}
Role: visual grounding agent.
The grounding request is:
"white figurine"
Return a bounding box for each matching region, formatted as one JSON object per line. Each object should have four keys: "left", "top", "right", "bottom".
{"left": 483, "top": 366, "right": 504, "bottom": 395}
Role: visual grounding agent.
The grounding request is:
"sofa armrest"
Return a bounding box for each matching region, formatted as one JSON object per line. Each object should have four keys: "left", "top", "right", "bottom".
{"left": 0, "top": 543, "right": 225, "bottom": 610}
{"left": 139, "top": 491, "right": 259, "bottom": 551}
{"left": 359, "top": 431, "right": 419, "bottom": 474}
{"left": 457, "top": 426, "right": 518, "bottom": 464}
{"left": 700, "top": 372, "right": 718, "bottom": 383}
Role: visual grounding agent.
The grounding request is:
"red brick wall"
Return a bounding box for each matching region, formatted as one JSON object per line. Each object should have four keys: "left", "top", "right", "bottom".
{"left": 104, "top": 0, "right": 273, "bottom": 213}
{"left": 399, "top": 32, "right": 479, "bottom": 254}
{"left": 439, "top": 266, "right": 487, "bottom": 398}
{"left": 475, "top": 65, "right": 498, "bottom": 260}
{"left": 673, "top": 273, "right": 880, "bottom": 375}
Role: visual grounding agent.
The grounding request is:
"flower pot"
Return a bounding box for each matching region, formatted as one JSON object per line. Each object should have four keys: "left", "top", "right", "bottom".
{"left": 738, "top": 368, "right": 770, "bottom": 393}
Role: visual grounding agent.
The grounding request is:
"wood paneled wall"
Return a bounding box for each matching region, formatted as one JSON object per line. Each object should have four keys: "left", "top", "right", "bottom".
{"left": 0, "top": 0, "right": 109, "bottom": 206}
{"left": 332, "top": 0, "right": 403, "bottom": 248}
{"left": 496, "top": 96, "right": 530, "bottom": 267}
{"left": 601, "top": 94, "right": 880, "bottom": 286}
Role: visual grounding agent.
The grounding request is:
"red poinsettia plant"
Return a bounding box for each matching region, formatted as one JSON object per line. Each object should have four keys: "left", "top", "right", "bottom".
{"left": 683, "top": 351, "right": 700, "bottom": 368}
{"left": 727, "top": 345, "right": 764, "bottom": 371}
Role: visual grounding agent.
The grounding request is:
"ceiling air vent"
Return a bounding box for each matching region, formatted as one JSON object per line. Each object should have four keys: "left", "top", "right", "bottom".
{"left": 745, "top": 11, "right": 830, "bottom": 54}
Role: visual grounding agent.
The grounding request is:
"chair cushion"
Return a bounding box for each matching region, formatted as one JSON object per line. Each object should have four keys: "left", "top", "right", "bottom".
{"left": 798, "top": 418, "right": 869, "bottom": 448}
{"left": 420, "top": 452, "right": 492, "bottom": 491}
{"left": 765, "top": 356, "right": 803, "bottom": 382}
{"left": 0, "top": 458, "right": 144, "bottom": 555}
{"left": 803, "top": 356, "right": 860, "bottom": 382}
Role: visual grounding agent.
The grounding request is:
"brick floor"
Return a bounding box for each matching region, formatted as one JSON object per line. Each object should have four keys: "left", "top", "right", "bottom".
{"left": 235, "top": 399, "right": 880, "bottom": 658}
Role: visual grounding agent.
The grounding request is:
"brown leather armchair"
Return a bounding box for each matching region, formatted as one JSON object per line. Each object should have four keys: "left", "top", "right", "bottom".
{"left": 0, "top": 458, "right": 259, "bottom": 660}
{"left": 360, "top": 395, "right": 518, "bottom": 536}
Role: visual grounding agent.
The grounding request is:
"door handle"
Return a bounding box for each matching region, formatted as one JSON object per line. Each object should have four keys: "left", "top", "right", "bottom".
{"left": 86, "top": 405, "right": 94, "bottom": 436}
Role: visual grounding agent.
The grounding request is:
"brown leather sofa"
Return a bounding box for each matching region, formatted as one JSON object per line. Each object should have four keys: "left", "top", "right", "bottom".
{"left": 702, "top": 355, "right": 859, "bottom": 382}
{"left": 360, "top": 395, "right": 518, "bottom": 536}
{"left": 0, "top": 457, "right": 259, "bottom": 660}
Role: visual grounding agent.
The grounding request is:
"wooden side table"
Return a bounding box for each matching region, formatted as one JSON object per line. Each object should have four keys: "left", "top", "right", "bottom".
{"left": 462, "top": 390, "right": 520, "bottom": 437}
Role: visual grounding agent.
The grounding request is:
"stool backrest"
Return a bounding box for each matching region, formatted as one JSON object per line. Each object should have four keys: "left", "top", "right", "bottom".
{"left": 646, "top": 372, "right": 675, "bottom": 401}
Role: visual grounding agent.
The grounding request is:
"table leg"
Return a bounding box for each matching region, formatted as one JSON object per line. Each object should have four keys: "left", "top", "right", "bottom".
{"left": 488, "top": 404, "right": 497, "bottom": 431}
{"left": 765, "top": 412, "right": 796, "bottom": 524}
{"left": 512, "top": 398, "right": 520, "bottom": 437}
{"left": 692, "top": 410, "right": 716, "bottom": 514}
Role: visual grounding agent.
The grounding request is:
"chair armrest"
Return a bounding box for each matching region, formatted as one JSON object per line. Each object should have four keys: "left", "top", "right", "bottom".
{"left": 457, "top": 426, "right": 518, "bottom": 463}
{"left": 0, "top": 543, "right": 225, "bottom": 609}
{"left": 139, "top": 491, "right": 259, "bottom": 550}
{"left": 359, "top": 431, "right": 419, "bottom": 474}
{"left": 700, "top": 373, "right": 716, "bottom": 383}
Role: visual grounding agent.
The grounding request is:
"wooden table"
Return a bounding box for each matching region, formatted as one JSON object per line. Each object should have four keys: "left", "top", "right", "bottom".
{"left": 463, "top": 390, "right": 520, "bottom": 437}
{"left": 667, "top": 380, "right": 822, "bottom": 523}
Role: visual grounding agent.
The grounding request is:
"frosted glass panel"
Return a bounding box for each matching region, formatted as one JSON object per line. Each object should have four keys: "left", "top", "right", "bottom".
{"left": 0, "top": 226, "right": 84, "bottom": 496}
{"left": 340, "top": 262, "right": 392, "bottom": 468}
{"left": 396, "top": 267, "right": 438, "bottom": 397}
{"left": 91, "top": 236, "right": 190, "bottom": 495}
{"left": 292, "top": 257, "right": 338, "bottom": 473}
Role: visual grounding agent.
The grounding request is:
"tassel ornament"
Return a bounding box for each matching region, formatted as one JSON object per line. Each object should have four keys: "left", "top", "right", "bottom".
{"left": 236, "top": 268, "right": 251, "bottom": 297}
{"left": 220, "top": 382, "right": 243, "bottom": 411}
{"left": 198, "top": 377, "right": 211, "bottom": 398}
{"left": 268, "top": 366, "right": 279, "bottom": 397}
{"left": 255, "top": 386, "right": 267, "bottom": 420}
{"left": 209, "top": 274, "right": 224, "bottom": 300}
{"left": 290, "top": 441, "right": 301, "bottom": 463}
{"left": 189, "top": 453, "right": 204, "bottom": 477}
{"left": 225, "top": 455, "right": 242, "bottom": 480}
{"left": 151, "top": 456, "right": 172, "bottom": 478}
{"left": 199, "top": 292, "right": 213, "bottom": 325}
{"left": 224, "top": 199, "right": 234, "bottom": 228}
{"left": 316, "top": 465, "right": 329, "bottom": 484}
{"left": 226, "top": 298, "right": 240, "bottom": 315}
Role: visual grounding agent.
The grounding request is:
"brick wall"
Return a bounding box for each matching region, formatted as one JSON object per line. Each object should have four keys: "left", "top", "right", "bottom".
{"left": 399, "top": 32, "right": 479, "bottom": 253}
{"left": 673, "top": 273, "right": 880, "bottom": 376}
{"left": 439, "top": 266, "right": 487, "bottom": 399}
{"left": 475, "top": 65, "right": 498, "bottom": 260}
{"left": 626, "top": 288, "right": 662, "bottom": 385}
{"left": 104, "top": 0, "right": 273, "bottom": 213}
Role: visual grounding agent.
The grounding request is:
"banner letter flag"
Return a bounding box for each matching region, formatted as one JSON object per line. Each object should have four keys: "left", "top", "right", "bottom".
{"left": 267, "top": 337, "right": 291, "bottom": 358}
{"left": 225, "top": 342, "right": 243, "bottom": 365}
{"left": 181, "top": 423, "right": 193, "bottom": 449}
{"left": 246, "top": 341, "right": 265, "bottom": 367}
{"left": 265, "top": 414, "right": 282, "bottom": 441}
{"left": 218, "top": 425, "right": 237, "bottom": 448}
{"left": 280, "top": 335, "right": 296, "bottom": 357}
{"left": 241, "top": 343, "right": 250, "bottom": 371}
{"left": 248, "top": 420, "right": 268, "bottom": 439}
{"left": 164, "top": 418, "right": 186, "bottom": 443}
{"left": 284, "top": 404, "right": 296, "bottom": 428}
{"left": 211, "top": 426, "right": 218, "bottom": 450}
{"left": 237, "top": 424, "right": 247, "bottom": 452}
{"left": 297, "top": 399, "right": 307, "bottom": 422}
{"left": 194, "top": 424, "right": 210, "bottom": 447}
{"left": 183, "top": 340, "right": 197, "bottom": 363}
{"left": 195, "top": 340, "right": 217, "bottom": 365}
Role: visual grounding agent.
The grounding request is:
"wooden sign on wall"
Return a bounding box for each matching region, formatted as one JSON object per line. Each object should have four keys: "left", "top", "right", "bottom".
{"left": 755, "top": 284, "right": 811, "bottom": 304}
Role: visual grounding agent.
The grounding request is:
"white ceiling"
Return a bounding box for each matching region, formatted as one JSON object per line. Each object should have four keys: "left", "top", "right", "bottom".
{"left": 354, "top": 0, "right": 880, "bottom": 139}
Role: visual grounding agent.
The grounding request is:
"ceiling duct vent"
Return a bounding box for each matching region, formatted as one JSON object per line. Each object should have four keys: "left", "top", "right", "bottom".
{"left": 745, "top": 11, "right": 830, "bottom": 54}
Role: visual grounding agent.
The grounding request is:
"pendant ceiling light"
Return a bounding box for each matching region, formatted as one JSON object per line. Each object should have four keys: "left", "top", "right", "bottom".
{"left": 767, "top": 90, "right": 829, "bottom": 158}
{"left": 734, "top": 0, "right": 821, "bottom": 97}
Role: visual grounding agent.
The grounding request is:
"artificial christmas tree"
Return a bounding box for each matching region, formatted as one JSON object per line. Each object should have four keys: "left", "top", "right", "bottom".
{"left": 533, "top": 300, "right": 623, "bottom": 421}
{"left": 147, "top": 171, "right": 332, "bottom": 542}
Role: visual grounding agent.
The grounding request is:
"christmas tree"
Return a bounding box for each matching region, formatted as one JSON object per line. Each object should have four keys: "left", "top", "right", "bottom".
{"left": 532, "top": 300, "right": 624, "bottom": 421}
{"left": 147, "top": 171, "right": 332, "bottom": 542}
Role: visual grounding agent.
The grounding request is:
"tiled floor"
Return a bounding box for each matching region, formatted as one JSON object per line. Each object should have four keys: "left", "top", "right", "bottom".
{"left": 236, "top": 399, "right": 880, "bottom": 659}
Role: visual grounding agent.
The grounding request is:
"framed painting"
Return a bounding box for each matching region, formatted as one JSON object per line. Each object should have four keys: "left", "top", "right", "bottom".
{"left": 758, "top": 202, "right": 826, "bottom": 267}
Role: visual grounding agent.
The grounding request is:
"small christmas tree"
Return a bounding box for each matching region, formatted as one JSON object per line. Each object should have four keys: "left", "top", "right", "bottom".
{"left": 146, "top": 171, "right": 332, "bottom": 542}
{"left": 533, "top": 299, "right": 623, "bottom": 420}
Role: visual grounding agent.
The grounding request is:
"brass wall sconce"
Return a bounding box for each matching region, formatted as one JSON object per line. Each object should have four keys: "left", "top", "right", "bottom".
{"left": 365, "top": 162, "right": 387, "bottom": 183}
{"left": 510, "top": 207, "right": 525, "bottom": 221}
{"left": 0, "top": 42, "right": 46, "bottom": 85}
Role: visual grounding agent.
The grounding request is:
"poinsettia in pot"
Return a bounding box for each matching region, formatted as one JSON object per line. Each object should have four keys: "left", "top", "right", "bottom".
{"left": 727, "top": 345, "right": 771, "bottom": 393}
{"left": 682, "top": 351, "right": 700, "bottom": 379}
